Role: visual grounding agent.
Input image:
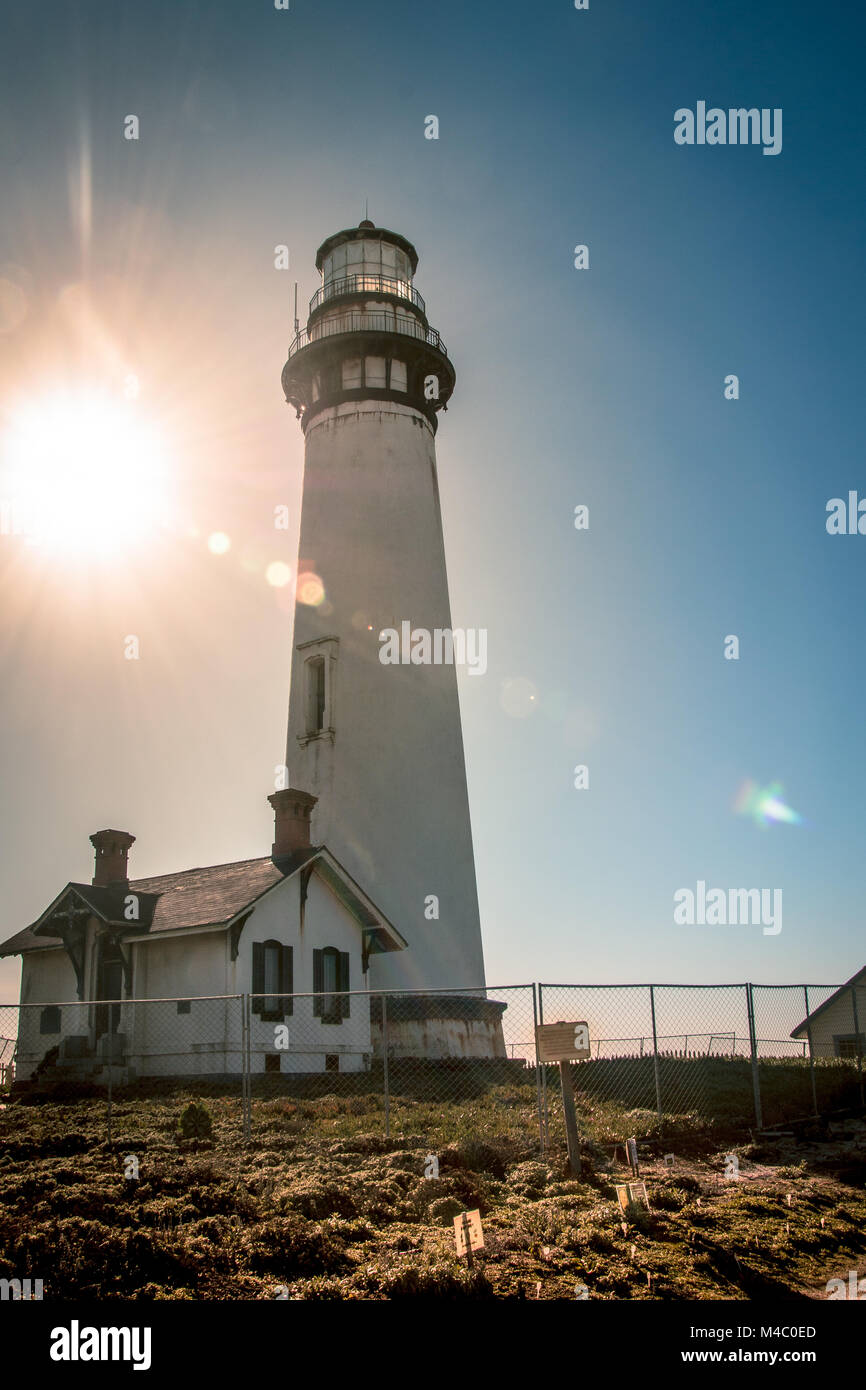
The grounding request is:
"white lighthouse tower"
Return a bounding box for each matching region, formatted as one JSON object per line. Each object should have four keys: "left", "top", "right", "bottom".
{"left": 281, "top": 220, "right": 487, "bottom": 998}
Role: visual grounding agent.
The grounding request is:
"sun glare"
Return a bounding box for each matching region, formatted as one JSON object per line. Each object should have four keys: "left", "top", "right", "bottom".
{"left": 1, "top": 388, "right": 171, "bottom": 557}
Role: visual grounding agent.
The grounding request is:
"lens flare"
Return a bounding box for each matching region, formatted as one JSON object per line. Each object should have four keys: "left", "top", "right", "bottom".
{"left": 734, "top": 779, "right": 803, "bottom": 828}
{"left": 2, "top": 387, "right": 171, "bottom": 556}
{"left": 297, "top": 570, "right": 325, "bottom": 606}
{"left": 500, "top": 677, "right": 539, "bottom": 718}
{"left": 266, "top": 561, "right": 291, "bottom": 588}
{"left": 207, "top": 531, "right": 231, "bottom": 555}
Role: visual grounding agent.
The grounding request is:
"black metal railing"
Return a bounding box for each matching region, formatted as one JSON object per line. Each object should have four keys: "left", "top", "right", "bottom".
{"left": 288, "top": 311, "right": 447, "bottom": 359}
{"left": 309, "top": 273, "right": 425, "bottom": 316}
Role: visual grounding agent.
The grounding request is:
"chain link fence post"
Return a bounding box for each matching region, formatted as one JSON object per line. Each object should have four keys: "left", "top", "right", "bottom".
{"left": 746, "top": 982, "right": 763, "bottom": 1129}
{"left": 381, "top": 993, "right": 390, "bottom": 1141}
{"left": 804, "top": 985, "right": 818, "bottom": 1117}
{"left": 537, "top": 983, "right": 549, "bottom": 1153}
{"left": 242, "top": 992, "right": 251, "bottom": 1141}
{"left": 649, "top": 984, "right": 663, "bottom": 1123}
{"left": 531, "top": 983, "right": 544, "bottom": 1156}
{"left": 852, "top": 985, "right": 864, "bottom": 1107}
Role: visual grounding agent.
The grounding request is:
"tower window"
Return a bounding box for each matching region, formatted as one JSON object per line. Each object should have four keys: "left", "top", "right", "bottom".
{"left": 306, "top": 657, "right": 326, "bottom": 734}
{"left": 296, "top": 636, "right": 338, "bottom": 745}
{"left": 365, "top": 356, "right": 386, "bottom": 389}
{"left": 342, "top": 357, "right": 362, "bottom": 390}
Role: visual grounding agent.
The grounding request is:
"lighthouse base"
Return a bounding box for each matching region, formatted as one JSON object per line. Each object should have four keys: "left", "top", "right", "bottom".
{"left": 370, "top": 993, "right": 507, "bottom": 1060}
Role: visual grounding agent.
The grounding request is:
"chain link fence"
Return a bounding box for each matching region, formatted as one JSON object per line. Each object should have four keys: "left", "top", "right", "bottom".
{"left": 537, "top": 982, "right": 865, "bottom": 1145}
{"left": 0, "top": 987, "right": 542, "bottom": 1152}
{"left": 1, "top": 982, "right": 864, "bottom": 1153}
{"left": 246, "top": 984, "right": 541, "bottom": 1155}
{"left": 0, "top": 996, "right": 246, "bottom": 1146}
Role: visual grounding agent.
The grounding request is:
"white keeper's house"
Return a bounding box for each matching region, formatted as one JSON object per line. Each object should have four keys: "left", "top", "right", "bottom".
{"left": 0, "top": 792, "right": 407, "bottom": 1086}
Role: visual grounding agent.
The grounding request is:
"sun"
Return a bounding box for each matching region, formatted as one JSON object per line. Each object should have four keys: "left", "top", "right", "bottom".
{"left": 1, "top": 387, "right": 172, "bottom": 557}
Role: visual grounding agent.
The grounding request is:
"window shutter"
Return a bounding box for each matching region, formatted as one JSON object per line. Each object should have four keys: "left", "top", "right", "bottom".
{"left": 339, "top": 951, "right": 350, "bottom": 1020}
{"left": 252, "top": 942, "right": 265, "bottom": 1014}
{"left": 281, "top": 944, "right": 293, "bottom": 1017}
{"left": 313, "top": 948, "right": 323, "bottom": 1017}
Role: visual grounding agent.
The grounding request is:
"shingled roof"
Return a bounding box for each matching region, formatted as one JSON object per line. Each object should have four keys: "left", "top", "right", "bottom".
{"left": 128, "top": 852, "right": 317, "bottom": 933}
{"left": 0, "top": 845, "right": 407, "bottom": 959}
{"left": 0, "top": 849, "right": 319, "bottom": 957}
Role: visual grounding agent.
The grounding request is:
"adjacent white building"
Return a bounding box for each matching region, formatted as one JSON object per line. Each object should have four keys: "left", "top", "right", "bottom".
{"left": 1, "top": 802, "right": 406, "bottom": 1085}
{"left": 790, "top": 968, "right": 866, "bottom": 1059}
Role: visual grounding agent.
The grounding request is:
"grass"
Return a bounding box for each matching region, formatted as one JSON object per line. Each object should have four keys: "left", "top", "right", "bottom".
{"left": 1, "top": 1081, "right": 865, "bottom": 1300}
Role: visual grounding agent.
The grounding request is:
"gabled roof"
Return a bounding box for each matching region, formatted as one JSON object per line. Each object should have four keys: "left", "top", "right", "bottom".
{"left": 790, "top": 966, "right": 866, "bottom": 1038}
{"left": 0, "top": 881, "right": 160, "bottom": 957}
{"left": 0, "top": 846, "right": 406, "bottom": 958}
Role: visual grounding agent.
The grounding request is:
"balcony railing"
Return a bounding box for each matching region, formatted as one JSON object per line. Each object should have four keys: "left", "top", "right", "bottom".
{"left": 309, "top": 273, "right": 425, "bottom": 317}
{"left": 289, "top": 311, "right": 447, "bottom": 359}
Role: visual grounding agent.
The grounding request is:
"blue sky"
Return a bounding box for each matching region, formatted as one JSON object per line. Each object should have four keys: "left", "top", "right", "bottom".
{"left": 1, "top": 0, "right": 864, "bottom": 997}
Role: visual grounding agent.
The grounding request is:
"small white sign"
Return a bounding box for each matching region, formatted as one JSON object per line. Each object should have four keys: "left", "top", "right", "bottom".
{"left": 454, "top": 1209, "right": 484, "bottom": 1256}
{"left": 615, "top": 1181, "right": 650, "bottom": 1215}
{"left": 536, "top": 1021, "right": 591, "bottom": 1062}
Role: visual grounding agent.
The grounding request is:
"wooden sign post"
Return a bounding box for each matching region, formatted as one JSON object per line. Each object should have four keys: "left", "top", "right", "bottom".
{"left": 535, "top": 1021, "right": 591, "bottom": 1178}
{"left": 559, "top": 1058, "right": 582, "bottom": 1176}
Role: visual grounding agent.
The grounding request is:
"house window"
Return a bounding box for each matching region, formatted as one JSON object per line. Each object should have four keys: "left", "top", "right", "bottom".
{"left": 177, "top": 1000, "right": 191, "bottom": 1015}
{"left": 40, "top": 1006, "right": 61, "bottom": 1035}
{"left": 325, "top": 1055, "right": 339, "bottom": 1073}
{"left": 835, "top": 1035, "right": 865, "bottom": 1059}
{"left": 313, "top": 947, "right": 350, "bottom": 1024}
{"left": 252, "top": 940, "right": 294, "bottom": 1021}
{"left": 306, "top": 657, "right": 326, "bottom": 734}
{"left": 265, "top": 1053, "right": 281, "bottom": 1073}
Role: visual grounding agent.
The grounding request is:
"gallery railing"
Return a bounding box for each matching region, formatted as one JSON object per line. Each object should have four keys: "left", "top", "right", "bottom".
{"left": 288, "top": 312, "right": 447, "bottom": 358}
{"left": 310, "top": 273, "right": 425, "bottom": 317}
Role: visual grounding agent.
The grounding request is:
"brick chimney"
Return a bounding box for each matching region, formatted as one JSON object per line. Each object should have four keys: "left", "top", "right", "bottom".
{"left": 89, "top": 829, "right": 136, "bottom": 886}
{"left": 268, "top": 789, "right": 318, "bottom": 859}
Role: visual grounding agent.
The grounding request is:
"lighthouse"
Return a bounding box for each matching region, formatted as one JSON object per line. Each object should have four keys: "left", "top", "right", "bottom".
{"left": 280, "top": 220, "right": 487, "bottom": 997}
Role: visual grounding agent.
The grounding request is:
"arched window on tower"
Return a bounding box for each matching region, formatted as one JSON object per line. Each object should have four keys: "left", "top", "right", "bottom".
{"left": 296, "top": 636, "right": 338, "bottom": 746}
{"left": 306, "top": 656, "right": 326, "bottom": 734}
